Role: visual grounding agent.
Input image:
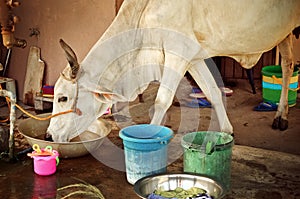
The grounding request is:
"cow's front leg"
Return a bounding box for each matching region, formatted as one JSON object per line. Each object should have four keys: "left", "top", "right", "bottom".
{"left": 151, "top": 55, "right": 187, "bottom": 125}
{"left": 151, "top": 85, "right": 176, "bottom": 125}
{"left": 272, "top": 34, "right": 294, "bottom": 130}
{"left": 188, "top": 59, "right": 233, "bottom": 135}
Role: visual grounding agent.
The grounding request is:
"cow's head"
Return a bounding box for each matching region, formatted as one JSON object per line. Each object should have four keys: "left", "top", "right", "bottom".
{"left": 46, "top": 39, "right": 124, "bottom": 142}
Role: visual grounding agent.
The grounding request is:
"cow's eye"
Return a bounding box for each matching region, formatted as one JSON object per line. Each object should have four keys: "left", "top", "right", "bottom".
{"left": 58, "top": 96, "right": 68, "bottom": 102}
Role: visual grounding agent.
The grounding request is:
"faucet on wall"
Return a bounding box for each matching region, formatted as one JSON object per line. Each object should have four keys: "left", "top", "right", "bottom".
{"left": 0, "top": 0, "right": 26, "bottom": 49}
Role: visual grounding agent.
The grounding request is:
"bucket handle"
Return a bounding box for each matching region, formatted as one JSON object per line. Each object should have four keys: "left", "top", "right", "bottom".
{"left": 56, "top": 157, "right": 60, "bottom": 166}
{"left": 205, "top": 140, "right": 234, "bottom": 155}
{"left": 160, "top": 140, "right": 168, "bottom": 145}
{"left": 272, "top": 75, "right": 299, "bottom": 91}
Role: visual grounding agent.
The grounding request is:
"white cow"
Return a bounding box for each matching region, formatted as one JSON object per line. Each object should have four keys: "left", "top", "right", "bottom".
{"left": 46, "top": 0, "right": 300, "bottom": 142}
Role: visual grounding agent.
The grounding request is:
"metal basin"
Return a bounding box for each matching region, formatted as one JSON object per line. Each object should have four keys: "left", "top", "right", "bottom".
{"left": 18, "top": 113, "right": 111, "bottom": 158}
{"left": 134, "top": 173, "right": 225, "bottom": 199}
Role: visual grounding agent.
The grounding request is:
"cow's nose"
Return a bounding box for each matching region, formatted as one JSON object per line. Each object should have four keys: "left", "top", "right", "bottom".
{"left": 44, "top": 133, "right": 53, "bottom": 142}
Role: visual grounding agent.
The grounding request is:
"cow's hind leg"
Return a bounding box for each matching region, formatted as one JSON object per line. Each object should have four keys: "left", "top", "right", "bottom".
{"left": 272, "top": 34, "right": 294, "bottom": 130}
{"left": 188, "top": 59, "right": 233, "bottom": 134}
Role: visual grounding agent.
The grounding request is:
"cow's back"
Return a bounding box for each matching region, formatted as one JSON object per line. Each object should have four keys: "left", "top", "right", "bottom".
{"left": 80, "top": 0, "right": 300, "bottom": 90}
{"left": 192, "top": 0, "right": 300, "bottom": 56}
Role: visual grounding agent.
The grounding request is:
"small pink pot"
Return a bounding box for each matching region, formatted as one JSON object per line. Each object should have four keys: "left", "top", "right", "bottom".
{"left": 32, "top": 150, "right": 59, "bottom": 176}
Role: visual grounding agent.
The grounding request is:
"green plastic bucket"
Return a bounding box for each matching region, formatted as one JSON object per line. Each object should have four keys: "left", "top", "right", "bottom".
{"left": 262, "top": 65, "right": 298, "bottom": 106}
{"left": 181, "top": 131, "right": 234, "bottom": 193}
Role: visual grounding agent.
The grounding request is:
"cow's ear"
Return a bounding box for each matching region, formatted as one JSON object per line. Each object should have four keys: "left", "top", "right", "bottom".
{"left": 59, "top": 39, "right": 80, "bottom": 79}
{"left": 93, "top": 91, "right": 127, "bottom": 103}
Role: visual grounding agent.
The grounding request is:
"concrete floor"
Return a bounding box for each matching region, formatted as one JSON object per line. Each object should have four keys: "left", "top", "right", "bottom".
{"left": 0, "top": 79, "right": 300, "bottom": 199}
{"left": 1, "top": 140, "right": 300, "bottom": 199}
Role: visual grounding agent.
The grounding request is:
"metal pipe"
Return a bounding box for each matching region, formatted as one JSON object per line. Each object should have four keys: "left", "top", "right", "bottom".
{"left": 0, "top": 0, "right": 9, "bottom": 27}
{"left": 0, "top": 89, "right": 16, "bottom": 160}
{"left": 1, "top": 30, "right": 26, "bottom": 48}
{"left": 0, "top": 0, "right": 26, "bottom": 49}
{"left": 2, "top": 48, "right": 11, "bottom": 76}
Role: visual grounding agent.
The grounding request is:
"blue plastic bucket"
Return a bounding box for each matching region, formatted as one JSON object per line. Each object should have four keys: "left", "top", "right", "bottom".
{"left": 119, "top": 124, "right": 173, "bottom": 184}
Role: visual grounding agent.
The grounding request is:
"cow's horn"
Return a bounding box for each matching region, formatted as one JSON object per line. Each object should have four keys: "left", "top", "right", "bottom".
{"left": 59, "top": 39, "right": 80, "bottom": 79}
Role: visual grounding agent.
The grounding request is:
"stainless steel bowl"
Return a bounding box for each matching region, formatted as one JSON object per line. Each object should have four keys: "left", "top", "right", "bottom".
{"left": 18, "top": 113, "right": 111, "bottom": 158}
{"left": 134, "top": 173, "right": 225, "bottom": 199}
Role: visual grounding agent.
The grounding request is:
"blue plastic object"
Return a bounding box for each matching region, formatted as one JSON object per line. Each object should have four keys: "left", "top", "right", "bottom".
{"left": 119, "top": 124, "right": 173, "bottom": 184}
{"left": 186, "top": 98, "right": 211, "bottom": 108}
{"left": 254, "top": 102, "right": 278, "bottom": 112}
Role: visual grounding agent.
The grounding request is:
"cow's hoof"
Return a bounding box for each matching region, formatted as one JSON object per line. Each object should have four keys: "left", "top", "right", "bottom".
{"left": 44, "top": 133, "right": 53, "bottom": 142}
{"left": 279, "top": 119, "right": 288, "bottom": 131}
{"left": 272, "top": 117, "right": 280, "bottom": 129}
{"left": 272, "top": 117, "right": 288, "bottom": 131}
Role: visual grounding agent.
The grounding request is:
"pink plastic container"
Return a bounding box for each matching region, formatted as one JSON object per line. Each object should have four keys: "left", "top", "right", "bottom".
{"left": 32, "top": 150, "right": 59, "bottom": 176}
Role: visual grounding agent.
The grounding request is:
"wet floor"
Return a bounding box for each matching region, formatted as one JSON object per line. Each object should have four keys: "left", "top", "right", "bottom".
{"left": 1, "top": 132, "right": 300, "bottom": 199}
{"left": 0, "top": 146, "right": 138, "bottom": 199}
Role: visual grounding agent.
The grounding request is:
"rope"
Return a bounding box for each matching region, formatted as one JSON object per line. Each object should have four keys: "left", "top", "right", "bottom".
{"left": 1, "top": 73, "right": 78, "bottom": 122}
{"left": 1, "top": 92, "right": 73, "bottom": 122}
{"left": 13, "top": 101, "right": 73, "bottom": 120}
{"left": 272, "top": 75, "right": 300, "bottom": 92}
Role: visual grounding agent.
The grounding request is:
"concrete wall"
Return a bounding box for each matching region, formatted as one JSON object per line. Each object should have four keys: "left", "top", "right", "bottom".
{"left": 293, "top": 37, "right": 300, "bottom": 65}
{"left": 7, "top": 0, "right": 118, "bottom": 100}
{"left": 4, "top": 0, "right": 299, "bottom": 100}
